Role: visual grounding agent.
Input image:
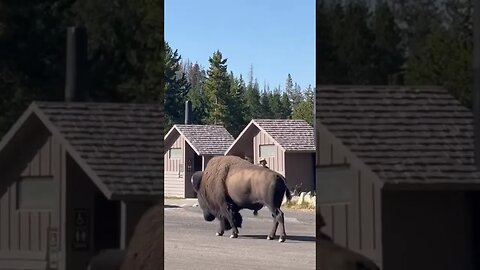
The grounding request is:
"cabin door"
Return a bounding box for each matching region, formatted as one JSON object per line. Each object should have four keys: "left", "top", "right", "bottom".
{"left": 194, "top": 154, "right": 202, "bottom": 171}
{"left": 93, "top": 192, "right": 120, "bottom": 251}
{"left": 471, "top": 192, "right": 480, "bottom": 269}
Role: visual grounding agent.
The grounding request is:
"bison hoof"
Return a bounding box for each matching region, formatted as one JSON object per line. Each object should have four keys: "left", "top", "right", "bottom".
{"left": 279, "top": 236, "right": 286, "bottom": 242}
{"left": 230, "top": 234, "right": 238, "bottom": 239}
{"left": 267, "top": 236, "right": 274, "bottom": 240}
{"left": 216, "top": 232, "right": 223, "bottom": 236}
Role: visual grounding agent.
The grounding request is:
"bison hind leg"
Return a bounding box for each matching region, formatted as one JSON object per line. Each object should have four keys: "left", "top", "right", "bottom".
{"left": 233, "top": 211, "right": 243, "bottom": 228}
{"left": 267, "top": 208, "right": 287, "bottom": 243}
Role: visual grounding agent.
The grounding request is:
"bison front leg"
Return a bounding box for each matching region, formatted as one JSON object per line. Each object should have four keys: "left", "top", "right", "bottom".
{"left": 216, "top": 218, "right": 226, "bottom": 236}
{"left": 225, "top": 214, "right": 239, "bottom": 239}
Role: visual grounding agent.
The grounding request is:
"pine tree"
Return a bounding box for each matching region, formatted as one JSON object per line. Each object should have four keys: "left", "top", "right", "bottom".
{"left": 280, "top": 92, "right": 292, "bottom": 119}
{"left": 285, "top": 74, "right": 302, "bottom": 110}
{"left": 164, "top": 42, "right": 190, "bottom": 130}
{"left": 292, "top": 87, "right": 314, "bottom": 126}
{"left": 228, "top": 73, "right": 248, "bottom": 136}
{"left": 370, "top": 0, "right": 405, "bottom": 84}
{"left": 269, "top": 87, "right": 283, "bottom": 118}
{"left": 335, "top": 1, "right": 375, "bottom": 83}
{"left": 203, "top": 50, "right": 232, "bottom": 128}
{"left": 317, "top": 0, "right": 340, "bottom": 84}
{"left": 245, "top": 76, "right": 262, "bottom": 120}
{"left": 260, "top": 90, "right": 273, "bottom": 118}
{"left": 395, "top": 0, "right": 443, "bottom": 56}
{"left": 185, "top": 62, "right": 207, "bottom": 124}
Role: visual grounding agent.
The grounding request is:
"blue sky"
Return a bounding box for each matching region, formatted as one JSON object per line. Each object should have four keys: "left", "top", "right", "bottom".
{"left": 165, "top": 0, "right": 315, "bottom": 91}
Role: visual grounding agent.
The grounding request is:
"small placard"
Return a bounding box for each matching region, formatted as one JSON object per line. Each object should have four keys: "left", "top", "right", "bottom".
{"left": 47, "top": 227, "right": 59, "bottom": 269}
{"left": 73, "top": 209, "right": 89, "bottom": 250}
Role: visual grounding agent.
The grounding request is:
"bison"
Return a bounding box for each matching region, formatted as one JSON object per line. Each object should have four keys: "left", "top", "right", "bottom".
{"left": 317, "top": 231, "right": 381, "bottom": 270}
{"left": 191, "top": 155, "right": 292, "bottom": 242}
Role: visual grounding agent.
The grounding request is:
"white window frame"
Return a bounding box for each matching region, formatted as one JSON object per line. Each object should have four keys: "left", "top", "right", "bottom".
{"left": 169, "top": 148, "right": 183, "bottom": 159}
{"left": 316, "top": 166, "right": 353, "bottom": 204}
{"left": 17, "top": 177, "right": 55, "bottom": 210}
{"left": 259, "top": 144, "right": 275, "bottom": 158}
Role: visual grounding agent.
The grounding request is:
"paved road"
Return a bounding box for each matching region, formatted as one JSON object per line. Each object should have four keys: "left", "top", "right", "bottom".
{"left": 164, "top": 199, "right": 315, "bottom": 270}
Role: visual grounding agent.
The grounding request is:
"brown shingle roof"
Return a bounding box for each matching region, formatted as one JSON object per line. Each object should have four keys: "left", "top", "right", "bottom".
{"left": 316, "top": 85, "right": 480, "bottom": 184}
{"left": 252, "top": 119, "right": 315, "bottom": 152}
{"left": 35, "top": 101, "right": 163, "bottom": 198}
{"left": 169, "top": 124, "right": 234, "bottom": 155}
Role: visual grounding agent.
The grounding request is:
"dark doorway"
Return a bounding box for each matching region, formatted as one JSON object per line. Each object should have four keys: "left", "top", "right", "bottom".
{"left": 194, "top": 154, "right": 202, "bottom": 171}
{"left": 471, "top": 192, "right": 480, "bottom": 269}
{"left": 93, "top": 192, "right": 120, "bottom": 251}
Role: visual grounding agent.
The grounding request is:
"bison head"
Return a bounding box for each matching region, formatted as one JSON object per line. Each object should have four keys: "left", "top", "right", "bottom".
{"left": 190, "top": 170, "right": 242, "bottom": 229}
{"left": 191, "top": 172, "right": 216, "bottom": 222}
{"left": 191, "top": 171, "right": 203, "bottom": 193}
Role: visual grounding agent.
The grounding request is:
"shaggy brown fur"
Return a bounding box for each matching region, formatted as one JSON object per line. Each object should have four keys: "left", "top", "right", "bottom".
{"left": 119, "top": 204, "right": 163, "bottom": 270}
{"left": 317, "top": 232, "right": 380, "bottom": 270}
{"left": 195, "top": 155, "right": 292, "bottom": 241}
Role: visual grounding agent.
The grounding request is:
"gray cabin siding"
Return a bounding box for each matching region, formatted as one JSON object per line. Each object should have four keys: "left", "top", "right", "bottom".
{"left": 316, "top": 124, "right": 383, "bottom": 266}
{"left": 253, "top": 130, "right": 285, "bottom": 175}
{"left": 164, "top": 136, "right": 184, "bottom": 197}
{"left": 0, "top": 132, "right": 64, "bottom": 269}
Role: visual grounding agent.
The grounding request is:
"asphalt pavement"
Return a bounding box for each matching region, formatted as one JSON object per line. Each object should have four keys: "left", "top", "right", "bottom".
{"left": 164, "top": 199, "right": 315, "bottom": 270}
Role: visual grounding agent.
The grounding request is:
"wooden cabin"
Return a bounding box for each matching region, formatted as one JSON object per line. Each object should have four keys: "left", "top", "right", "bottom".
{"left": 225, "top": 119, "right": 315, "bottom": 192}
{"left": 0, "top": 102, "right": 162, "bottom": 270}
{"left": 164, "top": 124, "right": 234, "bottom": 198}
{"left": 316, "top": 85, "right": 480, "bottom": 270}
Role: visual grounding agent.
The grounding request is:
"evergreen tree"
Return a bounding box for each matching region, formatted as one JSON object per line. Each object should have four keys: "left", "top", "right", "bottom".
{"left": 245, "top": 77, "right": 262, "bottom": 120}
{"left": 228, "top": 73, "right": 248, "bottom": 136}
{"left": 395, "top": 0, "right": 443, "bottom": 55}
{"left": 370, "top": 0, "right": 405, "bottom": 84}
{"left": 0, "top": 0, "right": 75, "bottom": 135}
{"left": 280, "top": 92, "right": 292, "bottom": 119}
{"left": 269, "top": 87, "right": 283, "bottom": 118}
{"left": 203, "top": 50, "right": 232, "bottom": 129}
{"left": 185, "top": 62, "right": 207, "bottom": 124}
{"left": 163, "top": 42, "right": 190, "bottom": 130}
{"left": 285, "top": 74, "right": 303, "bottom": 111}
{"left": 260, "top": 90, "right": 273, "bottom": 118}
{"left": 292, "top": 87, "right": 314, "bottom": 126}
{"left": 316, "top": 0, "right": 340, "bottom": 84}
{"left": 74, "top": 0, "right": 165, "bottom": 102}
{"left": 405, "top": 24, "right": 472, "bottom": 107}
{"left": 334, "top": 1, "right": 375, "bottom": 83}
{"left": 0, "top": 0, "right": 165, "bottom": 136}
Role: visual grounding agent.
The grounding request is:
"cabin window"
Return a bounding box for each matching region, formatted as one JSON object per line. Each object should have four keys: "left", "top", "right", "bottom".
{"left": 169, "top": 148, "right": 182, "bottom": 159}
{"left": 316, "top": 166, "right": 353, "bottom": 204}
{"left": 259, "top": 144, "right": 275, "bottom": 157}
{"left": 17, "top": 177, "right": 55, "bottom": 210}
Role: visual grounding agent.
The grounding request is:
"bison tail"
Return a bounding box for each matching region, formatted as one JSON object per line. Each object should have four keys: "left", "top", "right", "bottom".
{"left": 278, "top": 175, "right": 293, "bottom": 202}
{"left": 285, "top": 187, "right": 293, "bottom": 202}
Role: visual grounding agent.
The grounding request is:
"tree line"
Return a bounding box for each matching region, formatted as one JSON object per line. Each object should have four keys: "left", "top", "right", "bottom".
{"left": 164, "top": 43, "right": 314, "bottom": 136}
{"left": 0, "top": 0, "right": 313, "bottom": 139}
{"left": 0, "top": 0, "right": 164, "bottom": 137}
{"left": 317, "top": 0, "right": 473, "bottom": 107}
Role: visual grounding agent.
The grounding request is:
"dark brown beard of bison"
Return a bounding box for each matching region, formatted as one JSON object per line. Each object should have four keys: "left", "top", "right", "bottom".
{"left": 197, "top": 193, "right": 243, "bottom": 229}
{"left": 203, "top": 210, "right": 215, "bottom": 222}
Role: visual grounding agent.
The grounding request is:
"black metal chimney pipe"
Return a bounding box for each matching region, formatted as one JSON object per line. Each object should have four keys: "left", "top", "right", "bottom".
{"left": 474, "top": 0, "right": 480, "bottom": 167}
{"left": 65, "top": 27, "right": 88, "bottom": 102}
{"left": 185, "top": 100, "right": 193, "bottom": 124}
